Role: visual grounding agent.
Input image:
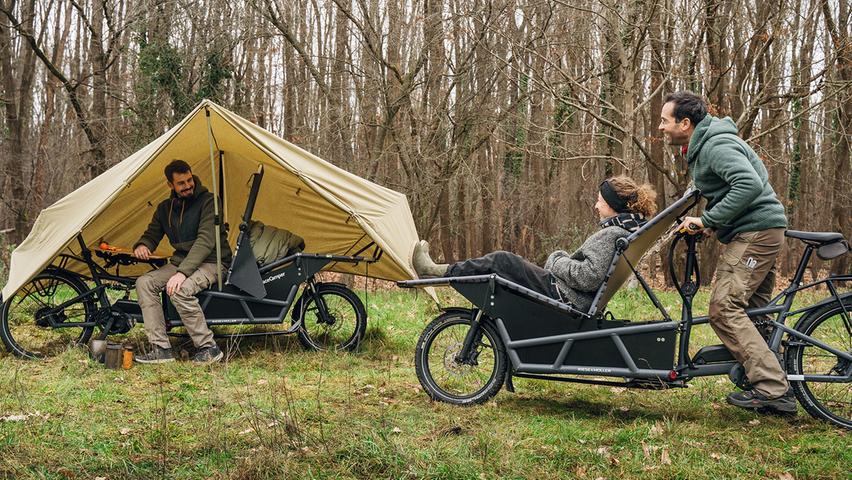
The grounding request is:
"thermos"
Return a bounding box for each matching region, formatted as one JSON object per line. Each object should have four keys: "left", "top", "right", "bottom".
{"left": 122, "top": 345, "right": 134, "bottom": 369}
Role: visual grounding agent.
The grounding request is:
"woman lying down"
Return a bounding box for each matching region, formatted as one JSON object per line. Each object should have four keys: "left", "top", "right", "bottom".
{"left": 412, "top": 175, "right": 657, "bottom": 312}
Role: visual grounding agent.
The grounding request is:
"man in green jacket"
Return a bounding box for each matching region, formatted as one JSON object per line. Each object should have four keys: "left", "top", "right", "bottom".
{"left": 132, "top": 160, "right": 232, "bottom": 364}
{"left": 659, "top": 91, "right": 795, "bottom": 415}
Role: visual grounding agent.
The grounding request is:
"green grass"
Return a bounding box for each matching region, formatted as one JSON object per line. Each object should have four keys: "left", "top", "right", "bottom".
{"left": 0, "top": 287, "right": 849, "bottom": 479}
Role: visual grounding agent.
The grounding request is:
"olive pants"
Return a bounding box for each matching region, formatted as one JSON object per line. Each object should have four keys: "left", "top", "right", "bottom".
{"left": 709, "top": 228, "right": 788, "bottom": 398}
{"left": 135, "top": 263, "right": 219, "bottom": 350}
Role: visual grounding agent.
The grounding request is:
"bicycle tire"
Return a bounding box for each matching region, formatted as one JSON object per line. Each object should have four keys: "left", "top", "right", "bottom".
{"left": 292, "top": 283, "right": 366, "bottom": 351}
{"left": 414, "top": 310, "right": 508, "bottom": 405}
{"left": 785, "top": 297, "right": 852, "bottom": 429}
{"left": 1, "top": 269, "right": 97, "bottom": 359}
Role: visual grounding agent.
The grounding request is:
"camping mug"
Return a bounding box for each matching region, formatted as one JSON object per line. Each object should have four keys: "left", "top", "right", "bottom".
{"left": 105, "top": 343, "right": 123, "bottom": 369}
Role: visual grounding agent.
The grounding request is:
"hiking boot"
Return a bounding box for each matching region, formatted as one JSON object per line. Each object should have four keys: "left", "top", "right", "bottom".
{"left": 192, "top": 345, "right": 223, "bottom": 364}
{"left": 412, "top": 240, "right": 449, "bottom": 278}
{"left": 135, "top": 345, "right": 175, "bottom": 364}
{"left": 726, "top": 388, "right": 798, "bottom": 415}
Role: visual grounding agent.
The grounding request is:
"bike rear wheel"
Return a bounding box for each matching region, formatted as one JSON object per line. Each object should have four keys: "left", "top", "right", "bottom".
{"left": 786, "top": 298, "right": 852, "bottom": 429}
{"left": 1, "top": 270, "right": 96, "bottom": 359}
{"left": 293, "top": 283, "right": 366, "bottom": 351}
{"left": 414, "top": 310, "right": 507, "bottom": 405}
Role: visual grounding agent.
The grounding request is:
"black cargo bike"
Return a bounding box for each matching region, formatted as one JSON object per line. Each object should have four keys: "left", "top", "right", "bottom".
{"left": 1, "top": 167, "right": 375, "bottom": 358}
{"left": 400, "top": 191, "right": 852, "bottom": 429}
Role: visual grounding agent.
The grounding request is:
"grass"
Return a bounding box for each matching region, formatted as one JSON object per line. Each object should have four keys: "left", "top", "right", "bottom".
{"left": 0, "top": 286, "right": 849, "bottom": 479}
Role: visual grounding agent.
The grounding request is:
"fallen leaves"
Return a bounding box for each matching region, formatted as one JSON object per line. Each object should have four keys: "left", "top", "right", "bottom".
{"left": 0, "top": 414, "right": 28, "bottom": 422}
{"left": 641, "top": 441, "right": 654, "bottom": 459}
{"left": 593, "top": 446, "right": 620, "bottom": 466}
{"left": 660, "top": 448, "right": 672, "bottom": 465}
{"left": 0, "top": 411, "right": 49, "bottom": 422}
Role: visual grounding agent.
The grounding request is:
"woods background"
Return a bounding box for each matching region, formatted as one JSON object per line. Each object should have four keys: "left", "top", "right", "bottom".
{"left": 0, "top": 0, "right": 850, "bottom": 284}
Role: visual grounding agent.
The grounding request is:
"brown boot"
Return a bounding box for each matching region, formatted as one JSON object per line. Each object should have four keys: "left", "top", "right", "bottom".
{"left": 412, "top": 240, "right": 449, "bottom": 278}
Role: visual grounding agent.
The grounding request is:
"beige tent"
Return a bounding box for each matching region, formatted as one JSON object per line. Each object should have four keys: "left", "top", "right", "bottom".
{"left": 2, "top": 100, "right": 422, "bottom": 300}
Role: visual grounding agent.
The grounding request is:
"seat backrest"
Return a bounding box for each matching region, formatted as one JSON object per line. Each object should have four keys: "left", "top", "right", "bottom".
{"left": 586, "top": 190, "right": 701, "bottom": 316}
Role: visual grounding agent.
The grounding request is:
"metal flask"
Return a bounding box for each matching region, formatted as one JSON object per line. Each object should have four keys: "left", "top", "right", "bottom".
{"left": 89, "top": 339, "right": 107, "bottom": 363}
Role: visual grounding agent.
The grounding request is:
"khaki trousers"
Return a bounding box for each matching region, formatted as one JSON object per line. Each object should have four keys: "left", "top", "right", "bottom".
{"left": 709, "top": 228, "right": 788, "bottom": 397}
{"left": 135, "top": 263, "right": 219, "bottom": 349}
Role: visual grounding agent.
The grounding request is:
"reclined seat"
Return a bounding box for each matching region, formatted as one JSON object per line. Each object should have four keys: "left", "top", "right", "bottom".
{"left": 401, "top": 190, "right": 703, "bottom": 336}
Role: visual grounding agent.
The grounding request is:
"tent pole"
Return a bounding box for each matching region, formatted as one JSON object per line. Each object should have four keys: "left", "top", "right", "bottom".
{"left": 205, "top": 105, "right": 223, "bottom": 291}
{"left": 219, "top": 150, "right": 228, "bottom": 222}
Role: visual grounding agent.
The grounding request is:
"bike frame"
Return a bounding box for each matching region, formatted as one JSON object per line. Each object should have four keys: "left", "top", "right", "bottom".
{"left": 667, "top": 233, "right": 852, "bottom": 383}
{"left": 32, "top": 233, "right": 374, "bottom": 340}
{"left": 404, "top": 234, "right": 852, "bottom": 389}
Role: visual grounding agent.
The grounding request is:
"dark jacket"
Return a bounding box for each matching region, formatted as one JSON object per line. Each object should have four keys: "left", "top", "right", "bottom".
{"left": 134, "top": 176, "right": 232, "bottom": 276}
{"left": 544, "top": 226, "right": 629, "bottom": 311}
{"left": 687, "top": 115, "right": 787, "bottom": 243}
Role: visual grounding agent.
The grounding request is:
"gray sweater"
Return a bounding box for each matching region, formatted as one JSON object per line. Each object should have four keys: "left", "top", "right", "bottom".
{"left": 544, "top": 226, "right": 629, "bottom": 311}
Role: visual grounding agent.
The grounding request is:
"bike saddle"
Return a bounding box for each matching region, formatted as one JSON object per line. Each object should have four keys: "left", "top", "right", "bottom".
{"left": 784, "top": 230, "right": 845, "bottom": 245}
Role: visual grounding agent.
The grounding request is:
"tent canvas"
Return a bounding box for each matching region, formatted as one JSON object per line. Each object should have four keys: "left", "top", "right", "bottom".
{"left": 2, "top": 100, "right": 423, "bottom": 300}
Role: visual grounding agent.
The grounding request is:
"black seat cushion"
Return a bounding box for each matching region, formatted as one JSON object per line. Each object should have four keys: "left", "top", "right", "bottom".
{"left": 785, "top": 230, "right": 844, "bottom": 244}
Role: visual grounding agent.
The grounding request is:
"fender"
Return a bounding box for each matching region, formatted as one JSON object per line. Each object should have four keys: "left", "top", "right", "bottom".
{"left": 290, "top": 282, "right": 352, "bottom": 321}
{"left": 439, "top": 306, "right": 474, "bottom": 317}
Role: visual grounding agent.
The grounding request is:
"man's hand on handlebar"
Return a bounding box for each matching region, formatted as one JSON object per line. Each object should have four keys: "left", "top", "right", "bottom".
{"left": 133, "top": 244, "right": 152, "bottom": 260}
{"left": 676, "top": 216, "right": 710, "bottom": 236}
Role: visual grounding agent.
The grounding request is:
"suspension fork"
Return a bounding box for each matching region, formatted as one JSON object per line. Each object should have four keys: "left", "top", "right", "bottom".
{"left": 456, "top": 309, "right": 484, "bottom": 365}
{"left": 673, "top": 234, "right": 700, "bottom": 371}
{"left": 304, "top": 279, "right": 333, "bottom": 325}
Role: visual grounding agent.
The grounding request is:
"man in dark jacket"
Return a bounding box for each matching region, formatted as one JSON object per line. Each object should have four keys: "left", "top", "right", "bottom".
{"left": 132, "top": 160, "right": 232, "bottom": 364}
{"left": 659, "top": 91, "right": 794, "bottom": 415}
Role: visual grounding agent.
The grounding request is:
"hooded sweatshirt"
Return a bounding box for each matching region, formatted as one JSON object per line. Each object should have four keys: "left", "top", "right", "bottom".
{"left": 686, "top": 115, "right": 787, "bottom": 243}
{"left": 134, "top": 176, "right": 232, "bottom": 276}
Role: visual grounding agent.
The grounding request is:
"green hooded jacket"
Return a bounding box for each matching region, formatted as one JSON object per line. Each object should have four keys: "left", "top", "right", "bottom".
{"left": 687, "top": 114, "right": 787, "bottom": 243}
{"left": 134, "top": 176, "right": 232, "bottom": 276}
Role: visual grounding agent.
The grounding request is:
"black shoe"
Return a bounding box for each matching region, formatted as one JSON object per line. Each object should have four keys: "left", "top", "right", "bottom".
{"left": 135, "top": 345, "right": 175, "bottom": 364}
{"left": 726, "top": 389, "right": 798, "bottom": 415}
{"left": 192, "top": 345, "right": 223, "bottom": 364}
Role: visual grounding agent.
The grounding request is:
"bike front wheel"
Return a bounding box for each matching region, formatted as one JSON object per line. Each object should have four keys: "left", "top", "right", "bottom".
{"left": 1, "top": 270, "right": 96, "bottom": 359}
{"left": 414, "top": 310, "right": 508, "bottom": 405}
{"left": 293, "top": 283, "right": 366, "bottom": 351}
{"left": 786, "top": 298, "right": 852, "bottom": 429}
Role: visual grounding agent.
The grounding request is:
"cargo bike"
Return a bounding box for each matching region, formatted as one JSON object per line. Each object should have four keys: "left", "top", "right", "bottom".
{"left": 400, "top": 191, "right": 852, "bottom": 429}
{"left": 0, "top": 167, "right": 373, "bottom": 358}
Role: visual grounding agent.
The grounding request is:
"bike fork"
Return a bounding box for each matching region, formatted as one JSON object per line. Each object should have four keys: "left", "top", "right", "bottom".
{"left": 456, "top": 309, "right": 484, "bottom": 365}
{"left": 305, "top": 281, "right": 332, "bottom": 325}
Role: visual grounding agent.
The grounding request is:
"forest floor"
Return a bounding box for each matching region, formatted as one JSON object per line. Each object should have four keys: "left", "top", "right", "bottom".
{"left": 0, "top": 287, "right": 849, "bottom": 479}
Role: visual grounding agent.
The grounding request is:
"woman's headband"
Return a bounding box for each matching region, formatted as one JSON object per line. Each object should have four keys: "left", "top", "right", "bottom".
{"left": 599, "top": 180, "right": 636, "bottom": 214}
